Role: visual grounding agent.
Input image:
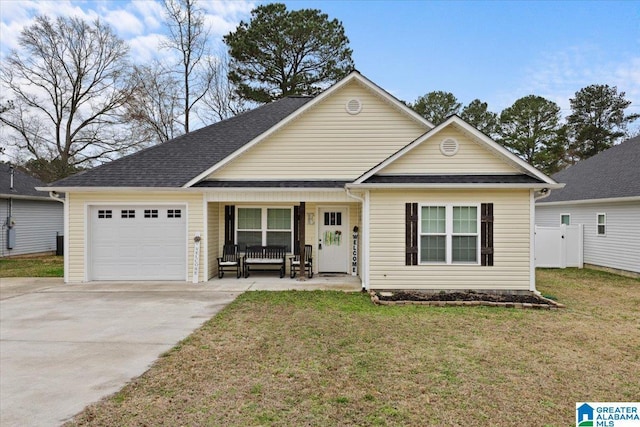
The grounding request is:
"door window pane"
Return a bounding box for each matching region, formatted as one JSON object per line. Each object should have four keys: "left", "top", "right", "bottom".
{"left": 560, "top": 214, "right": 570, "bottom": 225}
{"left": 324, "top": 212, "right": 342, "bottom": 226}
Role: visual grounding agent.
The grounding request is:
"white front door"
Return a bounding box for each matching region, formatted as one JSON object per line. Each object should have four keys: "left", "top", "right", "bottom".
{"left": 318, "top": 207, "right": 348, "bottom": 273}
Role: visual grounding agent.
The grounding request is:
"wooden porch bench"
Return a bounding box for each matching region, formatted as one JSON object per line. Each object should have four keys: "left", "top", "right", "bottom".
{"left": 243, "top": 245, "right": 286, "bottom": 278}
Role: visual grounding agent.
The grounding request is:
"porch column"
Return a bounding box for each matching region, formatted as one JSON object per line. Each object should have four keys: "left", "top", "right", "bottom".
{"left": 298, "top": 202, "right": 306, "bottom": 281}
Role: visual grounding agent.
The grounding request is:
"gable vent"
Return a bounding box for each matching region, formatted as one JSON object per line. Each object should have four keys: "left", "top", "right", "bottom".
{"left": 345, "top": 98, "right": 362, "bottom": 115}
{"left": 440, "top": 138, "right": 459, "bottom": 156}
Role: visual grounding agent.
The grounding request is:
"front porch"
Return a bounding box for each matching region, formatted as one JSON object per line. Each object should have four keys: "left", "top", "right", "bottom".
{"left": 206, "top": 272, "right": 362, "bottom": 292}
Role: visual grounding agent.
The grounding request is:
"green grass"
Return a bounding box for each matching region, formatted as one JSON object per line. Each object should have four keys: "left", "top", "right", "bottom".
{"left": 67, "top": 268, "right": 639, "bottom": 426}
{"left": 0, "top": 255, "right": 63, "bottom": 277}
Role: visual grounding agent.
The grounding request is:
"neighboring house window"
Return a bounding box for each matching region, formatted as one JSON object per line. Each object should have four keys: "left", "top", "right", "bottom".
{"left": 236, "top": 207, "right": 292, "bottom": 251}
{"left": 560, "top": 214, "right": 571, "bottom": 225}
{"left": 597, "top": 213, "right": 606, "bottom": 235}
{"left": 419, "top": 204, "right": 479, "bottom": 264}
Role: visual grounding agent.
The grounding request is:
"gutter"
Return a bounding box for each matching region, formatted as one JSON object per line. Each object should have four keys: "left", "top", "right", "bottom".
{"left": 346, "top": 183, "right": 565, "bottom": 190}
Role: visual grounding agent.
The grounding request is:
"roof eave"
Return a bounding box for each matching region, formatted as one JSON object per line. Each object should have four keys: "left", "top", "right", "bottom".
{"left": 0, "top": 193, "right": 61, "bottom": 202}
{"left": 536, "top": 195, "right": 640, "bottom": 206}
{"left": 37, "top": 186, "right": 198, "bottom": 193}
{"left": 346, "top": 183, "right": 565, "bottom": 190}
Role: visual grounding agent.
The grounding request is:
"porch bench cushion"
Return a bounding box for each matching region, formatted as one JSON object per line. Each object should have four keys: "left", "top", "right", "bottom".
{"left": 243, "top": 245, "right": 286, "bottom": 278}
{"left": 244, "top": 258, "right": 282, "bottom": 263}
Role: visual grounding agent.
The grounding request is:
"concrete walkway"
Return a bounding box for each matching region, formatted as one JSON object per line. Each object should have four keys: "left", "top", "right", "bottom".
{"left": 0, "top": 278, "right": 239, "bottom": 427}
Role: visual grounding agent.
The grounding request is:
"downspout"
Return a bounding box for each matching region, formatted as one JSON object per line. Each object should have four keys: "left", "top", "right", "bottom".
{"left": 48, "top": 191, "right": 67, "bottom": 283}
{"left": 530, "top": 188, "right": 552, "bottom": 293}
{"left": 345, "top": 187, "right": 368, "bottom": 291}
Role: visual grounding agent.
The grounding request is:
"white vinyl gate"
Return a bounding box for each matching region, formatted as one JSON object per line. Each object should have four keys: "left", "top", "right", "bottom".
{"left": 535, "top": 224, "right": 583, "bottom": 268}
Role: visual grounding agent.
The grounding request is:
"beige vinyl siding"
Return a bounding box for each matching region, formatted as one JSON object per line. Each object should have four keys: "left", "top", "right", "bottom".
{"left": 210, "top": 80, "right": 428, "bottom": 181}
{"left": 536, "top": 201, "right": 640, "bottom": 274}
{"left": 207, "top": 202, "right": 220, "bottom": 279}
{"left": 368, "top": 189, "right": 531, "bottom": 290}
{"left": 67, "top": 191, "right": 205, "bottom": 283}
{"left": 380, "top": 127, "right": 518, "bottom": 175}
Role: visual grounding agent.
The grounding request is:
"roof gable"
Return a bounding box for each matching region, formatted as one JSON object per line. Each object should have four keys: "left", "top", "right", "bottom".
{"left": 539, "top": 136, "right": 640, "bottom": 203}
{"left": 201, "top": 76, "right": 432, "bottom": 182}
{"left": 375, "top": 123, "right": 519, "bottom": 176}
{"left": 186, "top": 71, "right": 433, "bottom": 186}
{"left": 354, "top": 115, "right": 558, "bottom": 186}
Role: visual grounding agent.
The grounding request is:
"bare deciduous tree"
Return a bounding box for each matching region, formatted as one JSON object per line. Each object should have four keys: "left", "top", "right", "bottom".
{"left": 0, "top": 15, "right": 140, "bottom": 180}
{"left": 162, "top": 0, "right": 212, "bottom": 133}
{"left": 125, "top": 62, "right": 182, "bottom": 143}
{"left": 198, "top": 53, "right": 249, "bottom": 123}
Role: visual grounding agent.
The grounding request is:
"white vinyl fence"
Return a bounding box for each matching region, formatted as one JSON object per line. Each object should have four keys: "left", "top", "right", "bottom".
{"left": 535, "top": 224, "right": 583, "bottom": 268}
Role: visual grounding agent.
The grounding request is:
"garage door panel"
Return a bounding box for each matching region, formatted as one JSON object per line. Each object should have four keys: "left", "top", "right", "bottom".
{"left": 90, "top": 206, "right": 187, "bottom": 281}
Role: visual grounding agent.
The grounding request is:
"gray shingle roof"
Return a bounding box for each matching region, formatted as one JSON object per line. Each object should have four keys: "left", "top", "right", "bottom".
{"left": 0, "top": 162, "right": 51, "bottom": 199}
{"left": 49, "top": 96, "right": 314, "bottom": 188}
{"left": 363, "top": 174, "right": 544, "bottom": 184}
{"left": 538, "top": 136, "right": 640, "bottom": 203}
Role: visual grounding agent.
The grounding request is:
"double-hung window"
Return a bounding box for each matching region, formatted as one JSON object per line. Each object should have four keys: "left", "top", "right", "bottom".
{"left": 420, "top": 204, "right": 479, "bottom": 264}
{"left": 597, "top": 213, "right": 606, "bottom": 235}
{"left": 236, "top": 207, "right": 293, "bottom": 251}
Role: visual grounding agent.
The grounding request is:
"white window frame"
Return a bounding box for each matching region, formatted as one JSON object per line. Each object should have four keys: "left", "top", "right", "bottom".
{"left": 418, "top": 203, "right": 480, "bottom": 265}
{"left": 597, "top": 213, "right": 606, "bottom": 236}
{"left": 560, "top": 213, "right": 571, "bottom": 225}
{"left": 235, "top": 206, "right": 294, "bottom": 251}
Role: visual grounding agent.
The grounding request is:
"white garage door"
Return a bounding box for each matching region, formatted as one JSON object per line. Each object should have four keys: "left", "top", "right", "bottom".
{"left": 89, "top": 206, "right": 187, "bottom": 280}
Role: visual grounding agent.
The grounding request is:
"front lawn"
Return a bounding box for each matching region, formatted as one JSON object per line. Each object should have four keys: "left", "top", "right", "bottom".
{"left": 0, "top": 255, "right": 63, "bottom": 277}
{"left": 68, "top": 269, "right": 639, "bottom": 426}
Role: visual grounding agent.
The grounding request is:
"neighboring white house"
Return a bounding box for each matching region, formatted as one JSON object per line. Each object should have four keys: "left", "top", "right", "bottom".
{"left": 42, "top": 71, "right": 561, "bottom": 291}
{"left": 536, "top": 137, "right": 640, "bottom": 277}
{"left": 1, "top": 163, "right": 64, "bottom": 257}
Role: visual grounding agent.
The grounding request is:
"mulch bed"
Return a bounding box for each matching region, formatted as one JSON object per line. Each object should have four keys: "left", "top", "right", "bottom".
{"left": 371, "top": 290, "right": 564, "bottom": 309}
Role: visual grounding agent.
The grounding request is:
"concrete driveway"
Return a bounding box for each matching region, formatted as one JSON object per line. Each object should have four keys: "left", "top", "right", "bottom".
{"left": 0, "top": 278, "right": 239, "bottom": 427}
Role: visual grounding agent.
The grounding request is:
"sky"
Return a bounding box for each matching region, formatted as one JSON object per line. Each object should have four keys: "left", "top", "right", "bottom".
{"left": 1, "top": 0, "right": 639, "bottom": 123}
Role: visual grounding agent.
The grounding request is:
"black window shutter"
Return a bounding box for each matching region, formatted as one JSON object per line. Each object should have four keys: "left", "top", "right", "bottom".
{"left": 224, "top": 205, "right": 235, "bottom": 246}
{"left": 405, "top": 203, "right": 418, "bottom": 266}
{"left": 481, "top": 203, "right": 494, "bottom": 266}
{"left": 293, "top": 205, "right": 300, "bottom": 254}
